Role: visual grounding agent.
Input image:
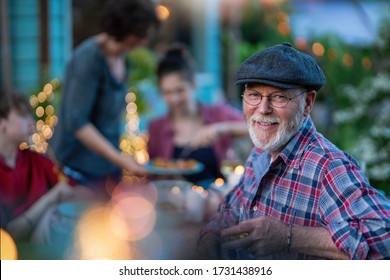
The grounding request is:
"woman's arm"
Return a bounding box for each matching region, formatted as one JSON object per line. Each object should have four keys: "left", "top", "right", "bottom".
{"left": 214, "top": 121, "right": 248, "bottom": 137}
{"left": 188, "top": 122, "right": 248, "bottom": 149}
{"left": 75, "top": 124, "right": 146, "bottom": 176}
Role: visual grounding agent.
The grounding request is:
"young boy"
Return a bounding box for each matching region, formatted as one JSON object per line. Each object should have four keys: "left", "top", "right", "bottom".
{"left": 0, "top": 88, "right": 91, "bottom": 242}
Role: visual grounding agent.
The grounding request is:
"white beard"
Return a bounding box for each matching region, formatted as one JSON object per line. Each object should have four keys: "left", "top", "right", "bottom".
{"left": 247, "top": 100, "right": 306, "bottom": 152}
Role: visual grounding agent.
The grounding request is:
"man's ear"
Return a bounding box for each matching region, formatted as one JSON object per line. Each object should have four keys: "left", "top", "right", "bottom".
{"left": 304, "top": 90, "right": 316, "bottom": 117}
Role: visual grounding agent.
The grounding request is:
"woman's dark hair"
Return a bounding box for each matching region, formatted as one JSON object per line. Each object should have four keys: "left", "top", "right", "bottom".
{"left": 0, "top": 88, "right": 32, "bottom": 119}
{"left": 101, "top": 0, "right": 159, "bottom": 41}
{"left": 157, "top": 43, "right": 196, "bottom": 83}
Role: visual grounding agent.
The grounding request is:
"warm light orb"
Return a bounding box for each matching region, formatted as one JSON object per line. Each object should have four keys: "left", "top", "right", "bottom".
{"left": 126, "top": 102, "right": 137, "bottom": 114}
{"left": 35, "top": 106, "right": 45, "bottom": 118}
{"left": 234, "top": 165, "right": 245, "bottom": 175}
{"left": 43, "top": 83, "right": 53, "bottom": 93}
{"left": 37, "top": 91, "right": 47, "bottom": 103}
{"left": 294, "top": 37, "right": 307, "bottom": 51}
{"left": 361, "top": 56, "right": 372, "bottom": 70}
{"left": 342, "top": 53, "right": 354, "bottom": 67}
{"left": 277, "top": 22, "right": 290, "bottom": 36}
{"left": 0, "top": 228, "right": 18, "bottom": 260}
{"left": 74, "top": 205, "right": 134, "bottom": 260}
{"left": 111, "top": 196, "right": 156, "bottom": 241}
{"left": 45, "top": 105, "right": 55, "bottom": 116}
{"left": 29, "top": 95, "right": 38, "bottom": 107}
{"left": 126, "top": 91, "right": 136, "bottom": 103}
{"left": 312, "top": 42, "right": 325, "bottom": 56}
{"left": 214, "top": 178, "right": 224, "bottom": 187}
{"left": 156, "top": 5, "right": 170, "bottom": 21}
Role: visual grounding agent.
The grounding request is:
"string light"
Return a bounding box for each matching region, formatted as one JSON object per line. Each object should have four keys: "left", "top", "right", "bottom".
{"left": 120, "top": 89, "right": 150, "bottom": 175}
{"left": 27, "top": 80, "right": 59, "bottom": 153}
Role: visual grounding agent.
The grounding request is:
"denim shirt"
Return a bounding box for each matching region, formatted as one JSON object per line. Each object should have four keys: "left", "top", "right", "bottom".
{"left": 51, "top": 37, "right": 128, "bottom": 178}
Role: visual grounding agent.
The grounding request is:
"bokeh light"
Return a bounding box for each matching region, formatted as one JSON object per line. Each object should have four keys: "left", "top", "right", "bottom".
{"left": 74, "top": 205, "right": 136, "bottom": 260}
{"left": 278, "top": 22, "right": 290, "bottom": 36}
{"left": 234, "top": 165, "right": 245, "bottom": 175}
{"left": 156, "top": 5, "right": 170, "bottom": 21}
{"left": 28, "top": 81, "right": 59, "bottom": 153}
{"left": 294, "top": 37, "right": 308, "bottom": 51}
{"left": 0, "top": 228, "right": 18, "bottom": 260}
{"left": 342, "top": 53, "right": 354, "bottom": 67}
{"left": 361, "top": 56, "right": 372, "bottom": 70}
{"left": 214, "top": 178, "right": 225, "bottom": 187}
{"left": 312, "top": 42, "right": 325, "bottom": 56}
{"left": 111, "top": 195, "right": 156, "bottom": 241}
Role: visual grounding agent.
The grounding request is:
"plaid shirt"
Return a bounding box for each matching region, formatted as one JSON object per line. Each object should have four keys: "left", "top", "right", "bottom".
{"left": 201, "top": 117, "right": 390, "bottom": 259}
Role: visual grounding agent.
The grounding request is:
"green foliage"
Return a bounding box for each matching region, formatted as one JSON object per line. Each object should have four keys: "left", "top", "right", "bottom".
{"left": 239, "top": 0, "right": 293, "bottom": 46}
{"left": 334, "top": 73, "right": 390, "bottom": 194}
{"left": 127, "top": 47, "right": 158, "bottom": 114}
{"left": 28, "top": 79, "right": 62, "bottom": 123}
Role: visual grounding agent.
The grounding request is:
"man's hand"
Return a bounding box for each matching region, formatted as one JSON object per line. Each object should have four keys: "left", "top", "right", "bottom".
{"left": 221, "top": 216, "right": 349, "bottom": 259}
{"left": 221, "top": 216, "right": 288, "bottom": 256}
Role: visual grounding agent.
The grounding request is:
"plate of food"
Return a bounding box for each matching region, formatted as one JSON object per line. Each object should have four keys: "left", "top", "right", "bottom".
{"left": 145, "top": 158, "right": 204, "bottom": 175}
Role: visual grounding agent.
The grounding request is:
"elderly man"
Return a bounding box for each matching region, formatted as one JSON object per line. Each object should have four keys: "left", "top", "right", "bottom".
{"left": 198, "top": 42, "right": 390, "bottom": 260}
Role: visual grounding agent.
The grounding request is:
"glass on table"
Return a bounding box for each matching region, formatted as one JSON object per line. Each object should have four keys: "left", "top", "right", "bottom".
{"left": 218, "top": 203, "right": 254, "bottom": 242}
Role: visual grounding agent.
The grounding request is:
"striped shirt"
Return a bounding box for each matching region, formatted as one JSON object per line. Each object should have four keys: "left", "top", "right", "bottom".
{"left": 201, "top": 117, "right": 390, "bottom": 259}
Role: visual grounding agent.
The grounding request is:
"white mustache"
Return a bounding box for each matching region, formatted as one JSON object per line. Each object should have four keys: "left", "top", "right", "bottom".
{"left": 250, "top": 115, "right": 281, "bottom": 125}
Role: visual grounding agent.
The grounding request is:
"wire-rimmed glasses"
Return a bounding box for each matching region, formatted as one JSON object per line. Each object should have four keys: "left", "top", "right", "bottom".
{"left": 241, "top": 90, "right": 307, "bottom": 108}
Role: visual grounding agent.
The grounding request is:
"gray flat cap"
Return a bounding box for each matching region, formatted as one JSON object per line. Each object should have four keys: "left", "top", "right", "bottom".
{"left": 236, "top": 42, "right": 325, "bottom": 92}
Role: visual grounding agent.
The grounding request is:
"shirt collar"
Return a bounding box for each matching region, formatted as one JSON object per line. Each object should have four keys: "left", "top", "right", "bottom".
{"left": 274, "top": 116, "right": 316, "bottom": 169}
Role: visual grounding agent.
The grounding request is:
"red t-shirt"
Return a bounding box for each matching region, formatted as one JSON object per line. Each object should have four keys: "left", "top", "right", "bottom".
{"left": 0, "top": 149, "right": 60, "bottom": 227}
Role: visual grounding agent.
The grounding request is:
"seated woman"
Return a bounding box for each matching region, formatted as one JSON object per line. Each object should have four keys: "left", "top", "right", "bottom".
{"left": 0, "top": 89, "right": 93, "bottom": 244}
{"left": 147, "top": 44, "right": 248, "bottom": 185}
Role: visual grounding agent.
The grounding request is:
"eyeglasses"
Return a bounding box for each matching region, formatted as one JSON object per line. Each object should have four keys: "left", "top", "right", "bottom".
{"left": 241, "top": 90, "right": 307, "bottom": 108}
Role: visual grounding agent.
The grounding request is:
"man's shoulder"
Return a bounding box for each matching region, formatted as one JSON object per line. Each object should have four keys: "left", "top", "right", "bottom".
{"left": 71, "top": 38, "right": 102, "bottom": 63}
{"left": 74, "top": 38, "right": 99, "bottom": 54}
{"left": 303, "top": 132, "right": 358, "bottom": 166}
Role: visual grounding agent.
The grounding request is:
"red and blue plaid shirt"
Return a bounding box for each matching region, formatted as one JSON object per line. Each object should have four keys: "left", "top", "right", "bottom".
{"left": 201, "top": 117, "right": 390, "bottom": 259}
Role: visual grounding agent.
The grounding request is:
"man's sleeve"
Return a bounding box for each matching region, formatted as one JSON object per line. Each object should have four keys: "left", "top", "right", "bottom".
{"left": 320, "top": 158, "right": 390, "bottom": 259}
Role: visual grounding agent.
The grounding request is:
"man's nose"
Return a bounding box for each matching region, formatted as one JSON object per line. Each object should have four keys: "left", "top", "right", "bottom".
{"left": 256, "top": 96, "right": 273, "bottom": 115}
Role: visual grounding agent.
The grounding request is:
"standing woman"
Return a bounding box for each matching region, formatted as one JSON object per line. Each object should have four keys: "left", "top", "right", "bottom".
{"left": 51, "top": 0, "right": 159, "bottom": 194}
{"left": 148, "top": 44, "right": 248, "bottom": 185}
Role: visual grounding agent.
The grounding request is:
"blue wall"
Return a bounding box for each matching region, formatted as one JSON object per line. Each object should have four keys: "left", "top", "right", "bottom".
{"left": 189, "top": 0, "right": 222, "bottom": 104}
{"left": 49, "top": 0, "right": 72, "bottom": 79}
{"left": 2, "top": 0, "right": 72, "bottom": 92}
{"left": 8, "top": 0, "right": 40, "bottom": 91}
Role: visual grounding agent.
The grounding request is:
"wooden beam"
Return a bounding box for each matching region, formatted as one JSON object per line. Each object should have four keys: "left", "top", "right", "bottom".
{"left": 39, "top": 0, "right": 49, "bottom": 80}
{"left": 1, "top": 0, "right": 12, "bottom": 90}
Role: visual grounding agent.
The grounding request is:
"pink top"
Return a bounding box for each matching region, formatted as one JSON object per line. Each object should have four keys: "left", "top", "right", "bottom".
{"left": 147, "top": 102, "right": 245, "bottom": 168}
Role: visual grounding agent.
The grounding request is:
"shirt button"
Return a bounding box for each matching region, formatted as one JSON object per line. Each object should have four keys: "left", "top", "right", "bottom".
{"left": 253, "top": 206, "right": 258, "bottom": 211}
